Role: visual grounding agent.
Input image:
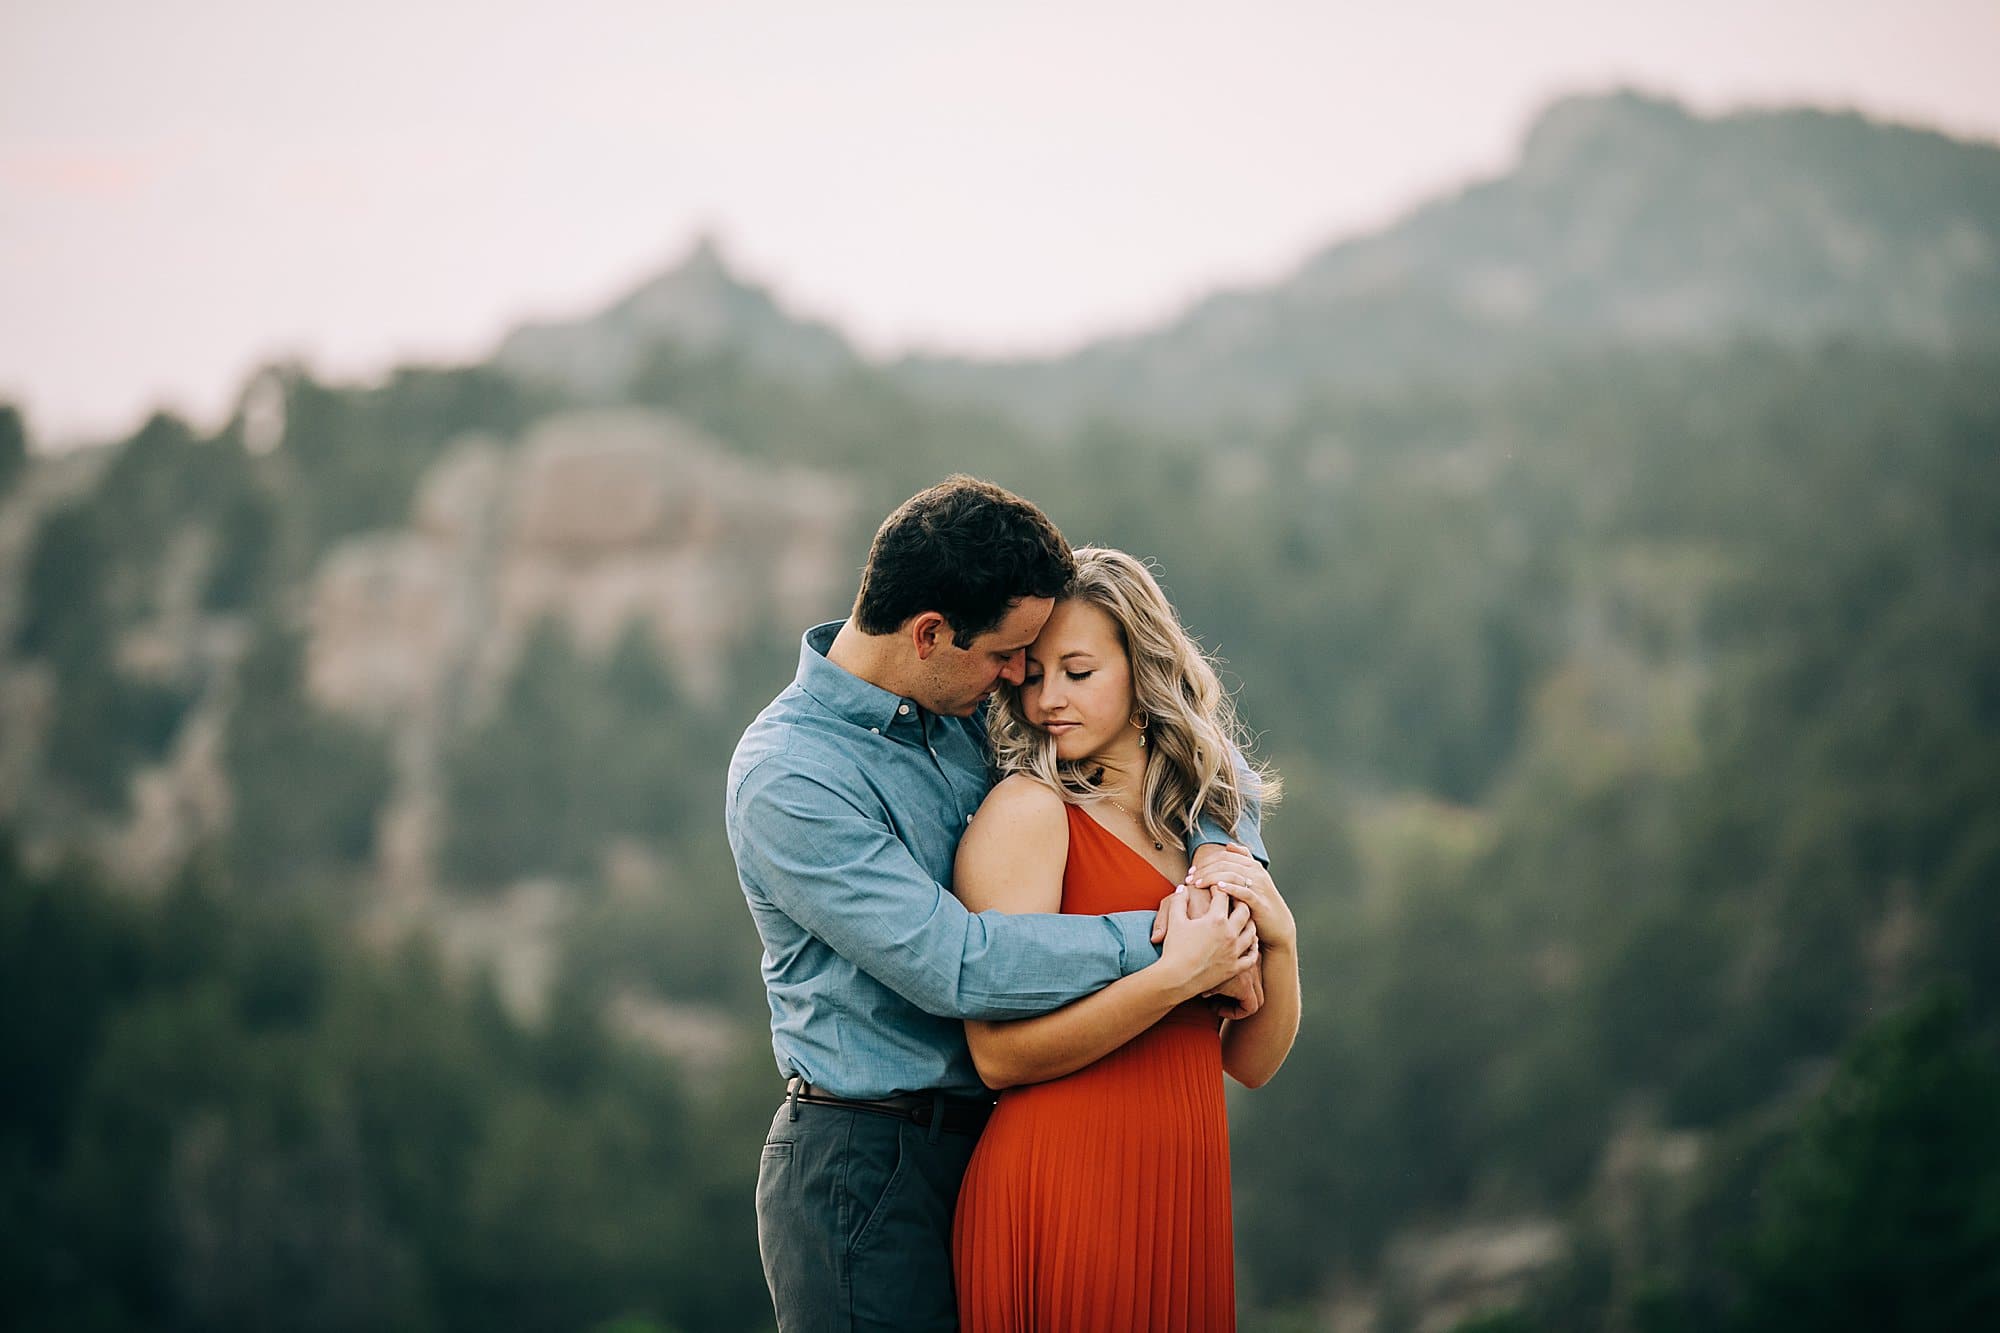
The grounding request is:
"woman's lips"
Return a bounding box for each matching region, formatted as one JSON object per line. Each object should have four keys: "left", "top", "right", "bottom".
{"left": 1043, "top": 721, "right": 1081, "bottom": 734}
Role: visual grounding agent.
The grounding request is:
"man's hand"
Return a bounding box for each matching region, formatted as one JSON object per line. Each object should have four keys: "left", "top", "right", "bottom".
{"left": 1156, "top": 884, "right": 1259, "bottom": 998}
{"left": 1187, "top": 842, "right": 1295, "bottom": 953}
{"left": 1152, "top": 882, "right": 1219, "bottom": 943}
{"left": 1205, "top": 963, "right": 1265, "bottom": 1020}
{"left": 1189, "top": 841, "right": 1238, "bottom": 883}
{"left": 1160, "top": 842, "right": 1267, "bottom": 942}
{"left": 1155, "top": 870, "right": 1265, "bottom": 1017}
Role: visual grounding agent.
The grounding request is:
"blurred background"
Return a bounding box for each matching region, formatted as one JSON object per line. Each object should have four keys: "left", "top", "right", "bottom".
{"left": 4, "top": 4, "right": 1998, "bottom": 1331}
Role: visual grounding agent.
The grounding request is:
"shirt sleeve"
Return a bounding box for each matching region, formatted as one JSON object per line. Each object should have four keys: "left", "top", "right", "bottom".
{"left": 1187, "top": 747, "right": 1271, "bottom": 865}
{"left": 730, "top": 763, "right": 1162, "bottom": 1020}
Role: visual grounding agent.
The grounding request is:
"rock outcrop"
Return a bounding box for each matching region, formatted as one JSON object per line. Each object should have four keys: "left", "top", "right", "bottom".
{"left": 307, "top": 408, "right": 856, "bottom": 728}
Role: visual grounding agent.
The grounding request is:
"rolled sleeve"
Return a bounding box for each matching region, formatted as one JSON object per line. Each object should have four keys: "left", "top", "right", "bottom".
{"left": 1187, "top": 749, "right": 1271, "bottom": 865}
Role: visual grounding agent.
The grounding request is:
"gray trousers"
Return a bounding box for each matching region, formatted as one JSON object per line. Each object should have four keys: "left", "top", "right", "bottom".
{"left": 756, "top": 1099, "right": 979, "bottom": 1332}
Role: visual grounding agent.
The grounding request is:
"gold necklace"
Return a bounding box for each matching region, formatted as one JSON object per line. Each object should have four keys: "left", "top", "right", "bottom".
{"left": 1104, "top": 794, "right": 1164, "bottom": 850}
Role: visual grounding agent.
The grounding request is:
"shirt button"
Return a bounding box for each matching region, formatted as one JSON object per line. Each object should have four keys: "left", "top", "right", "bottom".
{"left": 898, "top": 703, "right": 910, "bottom": 715}
{"left": 869, "top": 727, "right": 880, "bottom": 735}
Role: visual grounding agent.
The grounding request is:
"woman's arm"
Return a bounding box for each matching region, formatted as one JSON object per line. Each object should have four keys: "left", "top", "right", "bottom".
{"left": 1221, "top": 949, "right": 1299, "bottom": 1088}
{"left": 957, "top": 776, "right": 1258, "bottom": 1090}
{"left": 1191, "top": 844, "right": 1301, "bottom": 1088}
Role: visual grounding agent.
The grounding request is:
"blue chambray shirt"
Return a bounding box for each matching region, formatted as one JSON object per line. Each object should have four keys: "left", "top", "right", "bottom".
{"left": 725, "top": 621, "right": 1267, "bottom": 1099}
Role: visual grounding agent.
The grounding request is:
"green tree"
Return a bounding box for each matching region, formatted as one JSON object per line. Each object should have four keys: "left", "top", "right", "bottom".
{"left": 1730, "top": 990, "right": 2000, "bottom": 1331}
{"left": 0, "top": 402, "right": 25, "bottom": 495}
{"left": 224, "top": 622, "right": 393, "bottom": 896}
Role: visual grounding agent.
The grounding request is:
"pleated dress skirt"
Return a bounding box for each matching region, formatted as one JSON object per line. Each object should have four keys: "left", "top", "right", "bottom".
{"left": 953, "top": 804, "right": 1236, "bottom": 1332}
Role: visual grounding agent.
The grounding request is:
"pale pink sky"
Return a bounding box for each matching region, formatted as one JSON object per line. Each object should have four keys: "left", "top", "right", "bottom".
{"left": 3, "top": 0, "right": 1997, "bottom": 445}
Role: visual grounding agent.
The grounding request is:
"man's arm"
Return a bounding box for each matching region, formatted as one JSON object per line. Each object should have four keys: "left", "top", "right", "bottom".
{"left": 729, "top": 763, "right": 1160, "bottom": 1021}
{"left": 1185, "top": 747, "right": 1270, "bottom": 864}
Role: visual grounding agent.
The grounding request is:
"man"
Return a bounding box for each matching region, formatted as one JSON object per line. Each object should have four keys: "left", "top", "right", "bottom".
{"left": 726, "top": 476, "right": 1267, "bottom": 1331}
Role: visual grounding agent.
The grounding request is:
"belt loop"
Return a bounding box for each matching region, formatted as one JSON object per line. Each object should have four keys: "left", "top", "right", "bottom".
{"left": 926, "top": 1090, "right": 944, "bottom": 1144}
{"left": 786, "top": 1075, "right": 802, "bottom": 1122}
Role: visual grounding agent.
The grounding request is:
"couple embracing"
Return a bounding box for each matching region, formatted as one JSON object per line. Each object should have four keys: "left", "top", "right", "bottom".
{"left": 725, "top": 477, "right": 1300, "bottom": 1332}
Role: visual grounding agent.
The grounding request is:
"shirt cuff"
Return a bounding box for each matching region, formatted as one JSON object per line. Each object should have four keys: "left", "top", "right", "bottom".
{"left": 1190, "top": 818, "right": 1269, "bottom": 865}
{"left": 1109, "top": 909, "right": 1163, "bottom": 977}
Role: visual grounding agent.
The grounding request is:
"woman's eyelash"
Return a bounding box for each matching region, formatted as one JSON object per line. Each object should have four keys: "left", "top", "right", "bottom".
{"left": 1068, "top": 670, "right": 1094, "bottom": 681}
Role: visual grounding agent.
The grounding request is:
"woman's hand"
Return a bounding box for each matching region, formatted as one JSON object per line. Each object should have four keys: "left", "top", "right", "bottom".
{"left": 1158, "top": 885, "right": 1259, "bottom": 999}
{"left": 1187, "top": 843, "right": 1295, "bottom": 954}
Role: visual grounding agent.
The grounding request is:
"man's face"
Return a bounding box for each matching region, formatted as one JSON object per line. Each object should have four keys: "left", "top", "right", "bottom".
{"left": 915, "top": 597, "right": 1055, "bottom": 717}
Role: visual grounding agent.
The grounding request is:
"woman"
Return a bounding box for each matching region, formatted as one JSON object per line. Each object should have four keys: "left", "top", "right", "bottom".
{"left": 951, "top": 547, "right": 1300, "bottom": 1332}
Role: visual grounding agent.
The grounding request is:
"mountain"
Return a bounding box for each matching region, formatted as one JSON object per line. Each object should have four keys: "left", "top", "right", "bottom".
{"left": 898, "top": 91, "right": 2000, "bottom": 427}
{"left": 494, "top": 235, "right": 856, "bottom": 397}
{"left": 490, "top": 93, "right": 2000, "bottom": 431}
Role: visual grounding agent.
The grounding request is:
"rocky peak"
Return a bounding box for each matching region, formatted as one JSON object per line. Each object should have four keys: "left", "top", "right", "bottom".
{"left": 1515, "top": 89, "right": 1699, "bottom": 180}
{"left": 495, "top": 236, "right": 855, "bottom": 396}
{"left": 616, "top": 233, "right": 761, "bottom": 340}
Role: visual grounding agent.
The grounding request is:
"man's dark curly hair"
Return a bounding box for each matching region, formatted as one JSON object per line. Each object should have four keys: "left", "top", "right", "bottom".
{"left": 851, "top": 476, "right": 1075, "bottom": 642}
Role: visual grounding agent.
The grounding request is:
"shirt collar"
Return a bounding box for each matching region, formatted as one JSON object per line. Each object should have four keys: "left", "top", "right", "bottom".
{"left": 796, "top": 620, "right": 922, "bottom": 735}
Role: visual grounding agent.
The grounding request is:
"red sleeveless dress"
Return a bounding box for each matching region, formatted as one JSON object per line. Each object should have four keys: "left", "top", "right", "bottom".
{"left": 953, "top": 803, "right": 1236, "bottom": 1331}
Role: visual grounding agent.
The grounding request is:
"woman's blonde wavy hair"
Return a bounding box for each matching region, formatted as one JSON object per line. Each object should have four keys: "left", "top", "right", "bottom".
{"left": 987, "top": 547, "right": 1279, "bottom": 847}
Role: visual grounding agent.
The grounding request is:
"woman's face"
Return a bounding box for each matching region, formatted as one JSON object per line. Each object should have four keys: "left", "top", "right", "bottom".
{"left": 1019, "top": 599, "right": 1139, "bottom": 765}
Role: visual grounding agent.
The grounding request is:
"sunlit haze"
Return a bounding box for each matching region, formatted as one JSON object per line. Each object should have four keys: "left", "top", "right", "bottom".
{"left": 3, "top": 0, "right": 1997, "bottom": 444}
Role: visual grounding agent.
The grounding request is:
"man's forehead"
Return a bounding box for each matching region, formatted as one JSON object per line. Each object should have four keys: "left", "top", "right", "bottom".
{"left": 981, "top": 597, "right": 1054, "bottom": 651}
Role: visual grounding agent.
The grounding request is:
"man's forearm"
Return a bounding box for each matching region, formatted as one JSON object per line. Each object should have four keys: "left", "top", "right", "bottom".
{"left": 919, "top": 909, "right": 1161, "bottom": 1020}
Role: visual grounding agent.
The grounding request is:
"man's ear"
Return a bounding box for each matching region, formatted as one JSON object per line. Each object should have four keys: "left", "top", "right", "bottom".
{"left": 909, "top": 612, "right": 950, "bottom": 661}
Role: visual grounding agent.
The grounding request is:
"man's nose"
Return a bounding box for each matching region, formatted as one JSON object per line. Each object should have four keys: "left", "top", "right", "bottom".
{"left": 1000, "top": 650, "right": 1028, "bottom": 686}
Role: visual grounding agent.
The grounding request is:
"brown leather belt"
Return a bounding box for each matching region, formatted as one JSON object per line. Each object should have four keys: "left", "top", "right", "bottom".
{"left": 784, "top": 1075, "right": 995, "bottom": 1137}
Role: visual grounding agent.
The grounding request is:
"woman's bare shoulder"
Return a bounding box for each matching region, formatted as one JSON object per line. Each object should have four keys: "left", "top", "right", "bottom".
{"left": 975, "top": 772, "right": 1069, "bottom": 825}
{"left": 956, "top": 774, "right": 1070, "bottom": 911}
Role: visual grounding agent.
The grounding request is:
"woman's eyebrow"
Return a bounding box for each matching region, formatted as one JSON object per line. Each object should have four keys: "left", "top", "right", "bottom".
{"left": 1059, "top": 651, "right": 1098, "bottom": 663}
